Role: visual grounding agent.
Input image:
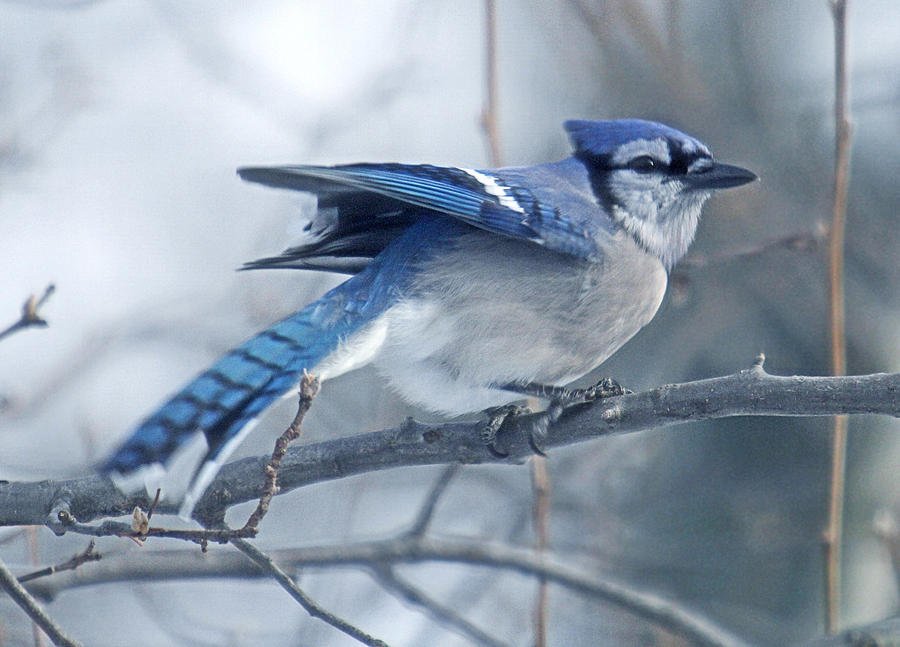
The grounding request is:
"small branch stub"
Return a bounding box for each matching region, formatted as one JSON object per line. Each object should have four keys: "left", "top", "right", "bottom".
{"left": 0, "top": 284, "right": 56, "bottom": 342}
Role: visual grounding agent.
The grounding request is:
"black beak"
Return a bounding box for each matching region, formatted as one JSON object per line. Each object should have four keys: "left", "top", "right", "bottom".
{"left": 684, "top": 162, "right": 757, "bottom": 190}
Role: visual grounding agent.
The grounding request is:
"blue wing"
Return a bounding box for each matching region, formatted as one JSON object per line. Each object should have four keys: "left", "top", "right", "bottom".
{"left": 238, "top": 162, "right": 603, "bottom": 260}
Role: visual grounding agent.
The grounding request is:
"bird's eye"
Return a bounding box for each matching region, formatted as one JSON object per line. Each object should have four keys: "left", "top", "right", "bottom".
{"left": 627, "top": 156, "right": 657, "bottom": 173}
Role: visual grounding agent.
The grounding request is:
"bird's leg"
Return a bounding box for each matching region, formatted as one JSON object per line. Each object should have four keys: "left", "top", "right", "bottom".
{"left": 481, "top": 404, "right": 531, "bottom": 458}
{"left": 492, "top": 378, "right": 628, "bottom": 455}
{"left": 567, "top": 377, "right": 629, "bottom": 401}
{"left": 499, "top": 377, "right": 628, "bottom": 404}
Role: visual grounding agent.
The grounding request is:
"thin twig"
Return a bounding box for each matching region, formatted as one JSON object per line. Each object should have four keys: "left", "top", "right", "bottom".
{"left": 873, "top": 511, "right": 900, "bottom": 600}
{"left": 407, "top": 465, "right": 460, "bottom": 537}
{"left": 27, "top": 527, "right": 47, "bottom": 647}
{"left": 371, "top": 564, "right": 507, "bottom": 647}
{"left": 28, "top": 535, "right": 749, "bottom": 647}
{"left": 0, "top": 284, "right": 55, "bottom": 343}
{"left": 146, "top": 488, "right": 162, "bottom": 521}
{"left": 242, "top": 371, "right": 320, "bottom": 533}
{"left": 671, "top": 225, "right": 828, "bottom": 303}
{"left": 0, "top": 554, "right": 82, "bottom": 647}
{"left": 53, "top": 510, "right": 253, "bottom": 547}
{"left": 824, "top": 0, "right": 852, "bottom": 635}
{"left": 479, "top": 12, "right": 524, "bottom": 640}
{"left": 230, "top": 537, "right": 389, "bottom": 647}
{"left": 481, "top": 0, "right": 502, "bottom": 167}
{"left": 17, "top": 541, "right": 100, "bottom": 584}
{"left": 676, "top": 223, "right": 828, "bottom": 271}
{"left": 59, "top": 376, "right": 321, "bottom": 548}
{"left": 531, "top": 456, "right": 550, "bottom": 647}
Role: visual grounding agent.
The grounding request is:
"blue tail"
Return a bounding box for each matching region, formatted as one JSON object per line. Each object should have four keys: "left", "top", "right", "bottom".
{"left": 101, "top": 274, "right": 379, "bottom": 506}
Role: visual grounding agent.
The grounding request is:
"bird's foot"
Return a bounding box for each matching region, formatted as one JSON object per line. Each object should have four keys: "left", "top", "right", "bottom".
{"left": 562, "top": 377, "right": 628, "bottom": 403}
{"left": 485, "top": 377, "right": 627, "bottom": 456}
{"left": 481, "top": 404, "right": 531, "bottom": 457}
{"left": 497, "top": 377, "right": 628, "bottom": 404}
{"left": 523, "top": 399, "right": 567, "bottom": 456}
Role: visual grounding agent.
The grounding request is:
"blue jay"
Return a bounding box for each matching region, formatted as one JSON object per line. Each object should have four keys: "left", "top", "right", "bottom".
{"left": 101, "top": 119, "right": 756, "bottom": 515}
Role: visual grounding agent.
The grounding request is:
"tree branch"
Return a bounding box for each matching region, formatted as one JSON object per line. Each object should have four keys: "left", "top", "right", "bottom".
{"left": 824, "top": 0, "right": 853, "bottom": 634}
{"left": 16, "top": 540, "right": 100, "bottom": 584}
{"left": 230, "top": 537, "right": 388, "bottom": 647}
{"left": 0, "top": 554, "right": 82, "bottom": 647}
{"left": 370, "top": 564, "right": 507, "bottom": 647}
{"left": 1, "top": 365, "right": 896, "bottom": 529}
{"left": 23, "top": 535, "right": 750, "bottom": 647}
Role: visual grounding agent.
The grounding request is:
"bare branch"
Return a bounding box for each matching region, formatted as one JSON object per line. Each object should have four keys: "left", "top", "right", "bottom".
{"left": 676, "top": 223, "right": 827, "bottom": 272}
{"left": 531, "top": 456, "right": 550, "bottom": 647}
{"left": 230, "top": 537, "right": 389, "bottom": 647}
{"left": 0, "top": 554, "right": 82, "bottom": 647}
{"left": 0, "top": 367, "right": 897, "bottom": 530}
{"left": 824, "top": 0, "right": 853, "bottom": 634}
{"left": 406, "top": 465, "right": 460, "bottom": 538}
{"left": 371, "top": 564, "right": 508, "bottom": 647}
{"left": 241, "top": 372, "right": 320, "bottom": 533}
{"left": 0, "top": 284, "right": 55, "bottom": 342}
{"left": 24, "top": 535, "right": 749, "bottom": 647}
{"left": 480, "top": 0, "right": 502, "bottom": 167}
{"left": 45, "top": 377, "right": 322, "bottom": 548}
{"left": 16, "top": 540, "right": 100, "bottom": 584}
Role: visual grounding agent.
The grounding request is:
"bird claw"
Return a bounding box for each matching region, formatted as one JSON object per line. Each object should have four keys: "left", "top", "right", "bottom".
{"left": 578, "top": 377, "right": 627, "bottom": 402}
{"left": 545, "top": 377, "right": 627, "bottom": 404}
{"left": 480, "top": 378, "right": 623, "bottom": 457}
{"left": 527, "top": 415, "right": 550, "bottom": 456}
{"left": 481, "top": 404, "right": 531, "bottom": 457}
{"left": 481, "top": 399, "right": 566, "bottom": 457}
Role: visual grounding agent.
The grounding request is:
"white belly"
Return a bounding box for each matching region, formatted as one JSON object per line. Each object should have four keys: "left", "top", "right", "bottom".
{"left": 370, "top": 229, "right": 667, "bottom": 415}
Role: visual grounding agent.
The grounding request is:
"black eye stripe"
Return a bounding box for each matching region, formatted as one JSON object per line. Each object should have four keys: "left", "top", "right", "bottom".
{"left": 616, "top": 152, "right": 712, "bottom": 176}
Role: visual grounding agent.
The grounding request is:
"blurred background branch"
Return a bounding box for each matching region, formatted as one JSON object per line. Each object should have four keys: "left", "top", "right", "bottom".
{"left": 824, "top": 0, "right": 853, "bottom": 635}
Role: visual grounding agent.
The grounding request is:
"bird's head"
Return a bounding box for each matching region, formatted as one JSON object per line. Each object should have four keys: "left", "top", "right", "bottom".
{"left": 566, "top": 119, "right": 756, "bottom": 269}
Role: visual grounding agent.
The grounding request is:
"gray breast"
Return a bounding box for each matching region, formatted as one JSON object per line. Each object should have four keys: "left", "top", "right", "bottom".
{"left": 401, "top": 227, "right": 667, "bottom": 387}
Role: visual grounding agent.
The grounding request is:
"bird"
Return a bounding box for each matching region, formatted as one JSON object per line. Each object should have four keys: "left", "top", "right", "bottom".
{"left": 101, "top": 119, "right": 757, "bottom": 516}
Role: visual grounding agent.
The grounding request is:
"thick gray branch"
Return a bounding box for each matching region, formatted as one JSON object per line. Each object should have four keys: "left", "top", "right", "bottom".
{"left": 0, "top": 367, "right": 896, "bottom": 526}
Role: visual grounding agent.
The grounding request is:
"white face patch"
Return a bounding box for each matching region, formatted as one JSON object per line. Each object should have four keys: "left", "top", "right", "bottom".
{"left": 688, "top": 157, "right": 714, "bottom": 173}
{"left": 610, "top": 138, "right": 671, "bottom": 166}
{"left": 460, "top": 168, "right": 526, "bottom": 214}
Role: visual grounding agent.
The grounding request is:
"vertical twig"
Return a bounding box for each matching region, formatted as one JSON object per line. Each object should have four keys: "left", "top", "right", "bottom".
{"left": 480, "top": 3, "right": 552, "bottom": 640}
{"left": 824, "top": 0, "right": 852, "bottom": 636}
{"left": 531, "top": 456, "right": 551, "bottom": 647}
{"left": 407, "top": 465, "right": 460, "bottom": 537}
{"left": 480, "top": 4, "right": 551, "bottom": 639}
{"left": 481, "top": 0, "right": 502, "bottom": 167}
{"left": 27, "top": 527, "right": 47, "bottom": 647}
{"left": 242, "top": 372, "right": 320, "bottom": 533}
